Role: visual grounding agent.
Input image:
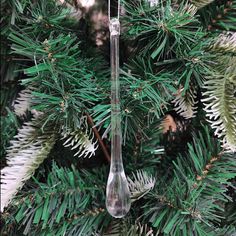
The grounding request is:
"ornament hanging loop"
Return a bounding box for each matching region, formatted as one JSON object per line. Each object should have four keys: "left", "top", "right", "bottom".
{"left": 108, "top": 0, "right": 121, "bottom": 21}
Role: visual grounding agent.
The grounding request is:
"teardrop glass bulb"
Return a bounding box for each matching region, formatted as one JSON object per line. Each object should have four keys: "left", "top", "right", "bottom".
{"left": 106, "top": 167, "right": 131, "bottom": 218}
{"left": 106, "top": 18, "right": 131, "bottom": 218}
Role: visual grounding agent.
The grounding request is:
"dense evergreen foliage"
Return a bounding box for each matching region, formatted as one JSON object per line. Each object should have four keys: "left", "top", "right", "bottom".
{"left": 1, "top": 0, "right": 235, "bottom": 235}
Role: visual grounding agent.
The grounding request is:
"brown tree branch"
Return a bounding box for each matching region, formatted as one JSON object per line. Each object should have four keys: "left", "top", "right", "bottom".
{"left": 86, "top": 112, "right": 111, "bottom": 163}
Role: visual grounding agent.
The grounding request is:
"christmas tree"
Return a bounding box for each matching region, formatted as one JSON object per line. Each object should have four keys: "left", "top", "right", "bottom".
{"left": 1, "top": 0, "right": 236, "bottom": 235}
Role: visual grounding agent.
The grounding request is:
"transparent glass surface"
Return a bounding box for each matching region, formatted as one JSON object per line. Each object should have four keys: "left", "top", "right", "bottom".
{"left": 106, "top": 18, "right": 131, "bottom": 218}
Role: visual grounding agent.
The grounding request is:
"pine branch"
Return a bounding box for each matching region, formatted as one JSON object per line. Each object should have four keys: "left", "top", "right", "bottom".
{"left": 121, "top": 62, "right": 177, "bottom": 142}
{"left": 219, "top": 227, "right": 236, "bottom": 236}
{"left": 9, "top": 32, "right": 103, "bottom": 130}
{"left": 14, "top": 0, "right": 76, "bottom": 37}
{"left": 172, "top": 86, "right": 198, "bottom": 119}
{"left": 103, "top": 219, "right": 131, "bottom": 236}
{"left": 104, "top": 219, "right": 158, "bottom": 236}
{"left": 191, "top": 0, "right": 215, "bottom": 9}
{"left": 210, "top": 32, "right": 236, "bottom": 54}
{"left": 8, "top": 163, "right": 111, "bottom": 235}
{"left": 156, "top": 40, "right": 211, "bottom": 91}
{"left": 33, "top": 207, "right": 109, "bottom": 236}
{"left": 122, "top": 0, "right": 201, "bottom": 60}
{"left": 61, "top": 117, "right": 98, "bottom": 158}
{"left": 198, "top": 0, "right": 236, "bottom": 31}
{"left": 224, "top": 197, "right": 236, "bottom": 227}
{"left": 0, "top": 107, "right": 19, "bottom": 158}
{"left": 0, "top": 57, "right": 21, "bottom": 83}
{"left": 144, "top": 126, "right": 236, "bottom": 235}
{"left": 202, "top": 58, "right": 236, "bottom": 152}
{"left": 0, "top": 118, "right": 57, "bottom": 212}
{"left": 122, "top": 57, "right": 177, "bottom": 113}
{"left": 128, "top": 223, "right": 158, "bottom": 236}
{"left": 0, "top": 0, "right": 30, "bottom": 30}
{"left": 211, "top": 0, "right": 236, "bottom": 31}
{"left": 13, "top": 88, "right": 33, "bottom": 117}
{"left": 128, "top": 170, "right": 156, "bottom": 202}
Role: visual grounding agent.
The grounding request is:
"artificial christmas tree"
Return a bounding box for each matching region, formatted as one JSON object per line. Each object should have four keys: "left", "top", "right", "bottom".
{"left": 0, "top": 0, "right": 236, "bottom": 235}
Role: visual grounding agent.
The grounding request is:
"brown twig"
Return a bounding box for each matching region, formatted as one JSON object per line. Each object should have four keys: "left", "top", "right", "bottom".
{"left": 86, "top": 112, "right": 111, "bottom": 163}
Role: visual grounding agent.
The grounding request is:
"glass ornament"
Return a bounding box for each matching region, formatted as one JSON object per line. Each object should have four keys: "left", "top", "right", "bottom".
{"left": 105, "top": 18, "right": 131, "bottom": 218}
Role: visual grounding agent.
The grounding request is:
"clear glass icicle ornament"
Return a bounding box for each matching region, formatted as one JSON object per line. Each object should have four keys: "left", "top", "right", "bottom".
{"left": 105, "top": 18, "right": 131, "bottom": 218}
